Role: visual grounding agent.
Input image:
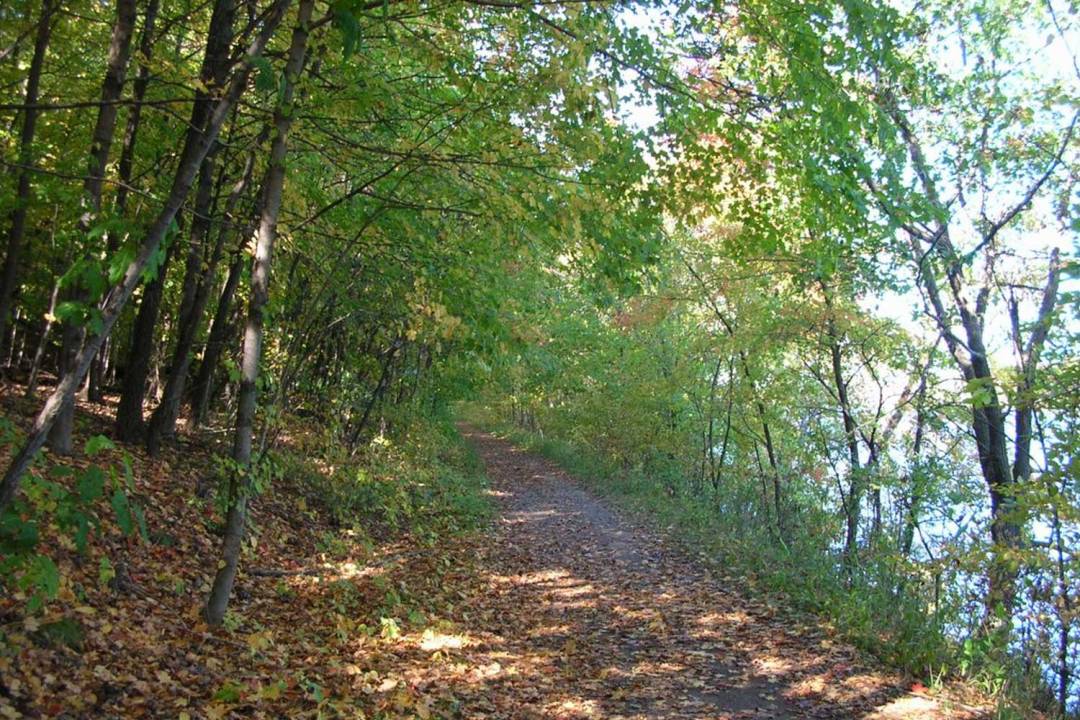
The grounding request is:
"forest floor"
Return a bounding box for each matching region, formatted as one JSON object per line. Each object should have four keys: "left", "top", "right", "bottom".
{"left": 0, "top": 387, "right": 989, "bottom": 718}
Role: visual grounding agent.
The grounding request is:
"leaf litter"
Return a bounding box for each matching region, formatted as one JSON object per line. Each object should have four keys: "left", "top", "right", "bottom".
{"left": 0, "top": 396, "right": 990, "bottom": 718}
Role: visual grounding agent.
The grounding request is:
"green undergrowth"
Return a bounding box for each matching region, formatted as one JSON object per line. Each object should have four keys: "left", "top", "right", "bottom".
{"left": 459, "top": 406, "right": 1034, "bottom": 718}
{"left": 0, "top": 408, "right": 491, "bottom": 621}
{"left": 278, "top": 415, "right": 492, "bottom": 546}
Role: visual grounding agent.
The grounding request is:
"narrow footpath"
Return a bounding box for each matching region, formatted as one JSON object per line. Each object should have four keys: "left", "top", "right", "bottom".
{"left": 447, "top": 428, "right": 982, "bottom": 720}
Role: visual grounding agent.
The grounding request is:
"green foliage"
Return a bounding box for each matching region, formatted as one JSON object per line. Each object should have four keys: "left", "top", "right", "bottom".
{"left": 221, "top": 611, "right": 244, "bottom": 634}
{"left": 309, "top": 419, "right": 491, "bottom": 542}
{"left": 213, "top": 681, "right": 244, "bottom": 703}
{"left": 31, "top": 617, "right": 85, "bottom": 651}
{"left": 449, "top": 0, "right": 1078, "bottom": 714}
{"left": 0, "top": 427, "right": 146, "bottom": 612}
{"left": 208, "top": 452, "right": 284, "bottom": 519}
{"left": 0, "top": 0, "right": 1074, "bottom": 713}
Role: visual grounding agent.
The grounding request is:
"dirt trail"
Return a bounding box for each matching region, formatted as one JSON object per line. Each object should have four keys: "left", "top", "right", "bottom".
{"left": 452, "top": 428, "right": 981, "bottom": 720}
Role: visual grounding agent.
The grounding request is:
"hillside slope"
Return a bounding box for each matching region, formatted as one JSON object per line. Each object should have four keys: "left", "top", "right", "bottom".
{"left": 0, "top": 386, "right": 489, "bottom": 718}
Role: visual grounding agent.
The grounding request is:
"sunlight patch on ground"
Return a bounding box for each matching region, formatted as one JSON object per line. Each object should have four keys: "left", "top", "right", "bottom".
{"left": 549, "top": 697, "right": 600, "bottom": 718}
{"left": 550, "top": 583, "right": 596, "bottom": 598}
{"left": 417, "top": 629, "right": 469, "bottom": 651}
{"left": 791, "top": 669, "right": 895, "bottom": 705}
{"left": 468, "top": 660, "right": 507, "bottom": 681}
{"left": 751, "top": 654, "right": 794, "bottom": 676}
{"left": 791, "top": 673, "right": 830, "bottom": 696}
{"left": 488, "top": 569, "right": 571, "bottom": 586}
{"left": 549, "top": 598, "right": 599, "bottom": 611}
{"left": 527, "top": 623, "right": 573, "bottom": 638}
{"left": 838, "top": 672, "right": 894, "bottom": 695}
{"left": 503, "top": 509, "right": 561, "bottom": 521}
{"left": 864, "top": 694, "right": 959, "bottom": 719}
{"left": 331, "top": 560, "right": 386, "bottom": 580}
{"left": 696, "top": 610, "right": 752, "bottom": 626}
{"left": 632, "top": 660, "right": 688, "bottom": 675}
{"left": 610, "top": 603, "right": 660, "bottom": 622}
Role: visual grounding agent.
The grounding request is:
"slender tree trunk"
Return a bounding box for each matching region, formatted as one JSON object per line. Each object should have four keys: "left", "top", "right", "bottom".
{"left": 80, "top": 0, "right": 138, "bottom": 228}
{"left": 24, "top": 280, "right": 59, "bottom": 398}
{"left": 114, "top": 246, "right": 175, "bottom": 442}
{"left": 349, "top": 341, "right": 400, "bottom": 448}
{"left": 0, "top": 0, "right": 58, "bottom": 360}
{"left": 205, "top": 0, "right": 313, "bottom": 625}
{"left": 1010, "top": 249, "right": 1060, "bottom": 485}
{"left": 900, "top": 377, "right": 927, "bottom": 558}
{"left": 713, "top": 362, "right": 734, "bottom": 492}
{"left": 89, "top": 0, "right": 162, "bottom": 401}
{"left": 144, "top": 152, "right": 219, "bottom": 454}
{"left": 4, "top": 309, "right": 19, "bottom": 369}
{"left": 759, "top": 404, "right": 783, "bottom": 539}
{"left": 751, "top": 441, "right": 773, "bottom": 527}
{"left": 0, "top": 0, "right": 291, "bottom": 513}
{"left": 190, "top": 250, "right": 243, "bottom": 427}
{"left": 829, "top": 334, "right": 862, "bottom": 564}
{"left": 45, "top": 319, "right": 79, "bottom": 453}
{"left": 705, "top": 354, "right": 723, "bottom": 487}
{"left": 113, "top": 0, "right": 160, "bottom": 217}
{"left": 9, "top": 309, "right": 27, "bottom": 371}
{"left": 89, "top": 0, "right": 159, "bottom": 405}
{"left": 147, "top": 143, "right": 257, "bottom": 452}
{"left": 817, "top": 284, "right": 864, "bottom": 565}
{"left": 24, "top": 206, "right": 61, "bottom": 397}
{"left": 50, "top": 0, "right": 139, "bottom": 447}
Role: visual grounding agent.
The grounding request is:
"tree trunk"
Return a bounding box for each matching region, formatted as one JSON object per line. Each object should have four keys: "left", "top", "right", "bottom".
{"left": 145, "top": 152, "right": 219, "bottom": 454}
{"left": 190, "top": 250, "right": 244, "bottom": 427}
{"left": 759, "top": 403, "right": 783, "bottom": 539}
{"left": 144, "top": 0, "right": 254, "bottom": 453}
{"left": 25, "top": 280, "right": 59, "bottom": 398}
{"left": 45, "top": 313, "right": 80, "bottom": 454}
{"left": 147, "top": 142, "right": 257, "bottom": 452}
{"left": 51, "top": 0, "right": 139, "bottom": 446}
{"left": 0, "top": 0, "right": 58, "bottom": 360}
{"left": 918, "top": 242, "right": 1021, "bottom": 624}
{"left": 0, "top": 0, "right": 291, "bottom": 513}
{"left": 889, "top": 103, "right": 1034, "bottom": 630}
{"left": 205, "top": 0, "right": 313, "bottom": 625}
{"left": 80, "top": 0, "right": 138, "bottom": 228}
{"left": 113, "top": 0, "right": 160, "bottom": 217}
{"left": 106, "top": 0, "right": 163, "bottom": 434}
{"left": 900, "top": 375, "right": 928, "bottom": 558}
{"left": 1010, "top": 249, "right": 1060, "bottom": 485}
{"left": 89, "top": 0, "right": 162, "bottom": 402}
{"left": 705, "top": 354, "right": 723, "bottom": 489}
{"left": 349, "top": 340, "right": 400, "bottom": 449}
{"left": 114, "top": 246, "right": 175, "bottom": 442}
{"left": 829, "top": 331, "right": 862, "bottom": 565}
